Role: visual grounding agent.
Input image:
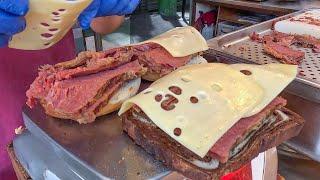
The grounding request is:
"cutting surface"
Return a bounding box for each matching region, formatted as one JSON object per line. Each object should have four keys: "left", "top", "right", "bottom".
{"left": 22, "top": 82, "right": 169, "bottom": 179}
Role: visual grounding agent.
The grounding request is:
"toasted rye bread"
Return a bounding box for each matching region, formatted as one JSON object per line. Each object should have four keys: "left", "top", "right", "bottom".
{"left": 121, "top": 107, "right": 304, "bottom": 180}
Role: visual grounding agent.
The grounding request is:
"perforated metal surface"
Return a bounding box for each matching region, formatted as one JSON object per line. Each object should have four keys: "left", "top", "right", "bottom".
{"left": 208, "top": 9, "right": 320, "bottom": 90}
{"left": 208, "top": 9, "right": 320, "bottom": 163}
{"left": 222, "top": 31, "right": 320, "bottom": 84}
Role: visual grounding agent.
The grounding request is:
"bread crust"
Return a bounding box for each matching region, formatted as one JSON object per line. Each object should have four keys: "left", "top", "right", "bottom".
{"left": 121, "top": 107, "right": 304, "bottom": 180}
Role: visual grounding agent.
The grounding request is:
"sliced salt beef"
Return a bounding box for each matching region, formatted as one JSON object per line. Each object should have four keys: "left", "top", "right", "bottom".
{"left": 27, "top": 60, "right": 145, "bottom": 123}
{"left": 26, "top": 65, "right": 58, "bottom": 108}
{"left": 249, "top": 31, "right": 303, "bottom": 64}
{"left": 209, "top": 97, "right": 286, "bottom": 163}
{"left": 249, "top": 32, "right": 262, "bottom": 43}
{"left": 294, "top": 34, "right": 320, "bottom": 52}
{"left": 54, "top": 51, "right": 106, "bottom": 69}
{"left": 263, "top": 41, "right": 305, "bottom": 65}
{"left": 27, "top": 42, "right": 194, "bottom": 122}
{"left": 271, "top": 31, "right": 296, "bottom": 47}
{"left": 45, "top": 61, "right": 142, "bottom": 114}
{"left": 289, "top": 16, "right": 320, "bottom": 27}
{"left": 250, "top": 31, "right": 295, "bottom": 47}
{"left": 56, "top": 43, "right": 192, "bottom": 80}
{"left": 55, "top": 48, "right": 135, "bottom": 80}
{"left": 134, "top": 43, "right": 192, "bottom": 76}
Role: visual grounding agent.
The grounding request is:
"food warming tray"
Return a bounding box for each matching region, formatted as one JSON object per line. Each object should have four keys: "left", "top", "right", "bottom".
{"left": 207, "top": 9, "right": 320, "bottom": 162}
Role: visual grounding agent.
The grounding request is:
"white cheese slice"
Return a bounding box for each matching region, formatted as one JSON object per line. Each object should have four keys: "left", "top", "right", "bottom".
{"left": 274, "top": 9, "right": 320, "bottom": 39}
{"left": 9, "top": 0, "right": 93, "bottom": 50}
{"left": 119, "top": 63, "right": 264, "bottom": 157}
{"left": 139, "top": 26, "right": 209, "bottom": 57}
{"left": 230, "top": 64, "right": 297, "bottom": 117}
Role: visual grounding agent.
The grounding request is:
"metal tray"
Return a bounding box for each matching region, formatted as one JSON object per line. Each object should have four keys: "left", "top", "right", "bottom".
{"left": 21, "top": 103, "right": 171, "bottom": 179}
{"left": 207, "top": 9, "right": 320, "bottom": 103}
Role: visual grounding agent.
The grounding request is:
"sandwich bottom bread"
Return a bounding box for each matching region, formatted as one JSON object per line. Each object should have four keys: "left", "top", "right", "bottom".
{"left": 118, "top": 63, "right": 305, "bottom": 179}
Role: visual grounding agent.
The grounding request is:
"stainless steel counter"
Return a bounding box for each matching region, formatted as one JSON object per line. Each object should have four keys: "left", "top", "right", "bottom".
{"left": 19, "top": 104, "right": 169, "bottom": 179}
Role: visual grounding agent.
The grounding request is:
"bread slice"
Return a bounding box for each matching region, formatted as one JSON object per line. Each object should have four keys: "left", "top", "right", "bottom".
{"left": 121, "top": 107, "right": 304, "bottom": 180}
{"left": 142, "top": 55, "right": 208, "bottom": 81}
{"left": 96, "top": 78, "right": 141, "bottom": 116}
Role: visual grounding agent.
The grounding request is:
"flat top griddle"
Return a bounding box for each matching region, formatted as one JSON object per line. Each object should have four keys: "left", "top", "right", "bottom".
{"left": 22, "top": 82, "right": 170, "bottom": 180}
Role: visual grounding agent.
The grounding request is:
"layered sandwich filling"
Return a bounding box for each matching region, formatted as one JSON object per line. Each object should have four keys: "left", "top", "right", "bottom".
{"left": 123, "top": 96, "right": 290, "bottom": 169}
{"left": 134, "top": 43, "right": 192, "bottom": 77}
{"left": 27, "top": 59, "right": 145, "bottom": 123}
{"left": 27, "top": 43, "right": 197, "bottom": 123}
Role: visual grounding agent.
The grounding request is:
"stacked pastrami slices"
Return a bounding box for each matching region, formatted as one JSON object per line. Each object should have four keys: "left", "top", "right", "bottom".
{"left": 26, "top": 26, "right": 209, "bottom": 123}
{"left": 119, "top": 63, "right": 305, "bottom": 179}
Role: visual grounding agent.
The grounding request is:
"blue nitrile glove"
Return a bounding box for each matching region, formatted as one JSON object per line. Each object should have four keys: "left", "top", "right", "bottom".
{"left": 78, "top": 0, "right": 140, "bottom": 29}
{"left": 0, "top": 0, "right": 29, "bottom": 47}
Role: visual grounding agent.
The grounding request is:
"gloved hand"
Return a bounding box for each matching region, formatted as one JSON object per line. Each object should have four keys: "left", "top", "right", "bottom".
{"left": 78, "top": 0, "right": 140, "bottom": 29}
{"left": 0, "top": 0, "right": 28, "bottom": 47}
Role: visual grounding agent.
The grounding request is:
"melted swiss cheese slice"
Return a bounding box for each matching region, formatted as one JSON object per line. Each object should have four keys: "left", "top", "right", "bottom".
{"left": 9, "top": 0, "right": 92, "bottom": 50}
{"left": 138, "top": 26, "right": 209, "bottom": 57}
{"left": 230, "top": 64, "right": 297, "bottom": 117}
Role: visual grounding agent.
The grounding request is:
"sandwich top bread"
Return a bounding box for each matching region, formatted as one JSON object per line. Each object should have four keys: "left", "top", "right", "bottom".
{"left": 119, "top": 63, "right": 304, "bottom": 179}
